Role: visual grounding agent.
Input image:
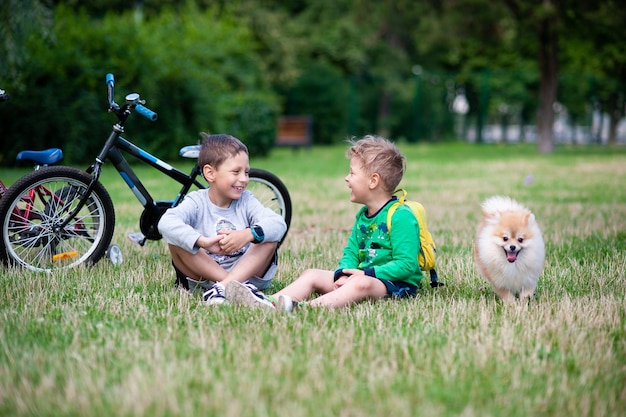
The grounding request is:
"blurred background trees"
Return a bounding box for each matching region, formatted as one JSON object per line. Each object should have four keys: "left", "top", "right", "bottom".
{"left": 0, "top": 0, "right": 624, "bottom": 165}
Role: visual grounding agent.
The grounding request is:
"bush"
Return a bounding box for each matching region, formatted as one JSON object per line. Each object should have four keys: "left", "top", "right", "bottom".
{"left": 282, "top": 61, "right": 350, "bottom": 145}
{"left": 215, "top": 91, "right": 279, "bottom": 157}
{"left": 0, "top": 4, "right": 280, "bottom": 165}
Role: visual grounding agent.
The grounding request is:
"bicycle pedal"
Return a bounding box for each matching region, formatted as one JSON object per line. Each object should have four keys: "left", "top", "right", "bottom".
{"left": 52, "top": 251, "right": 79, "bottom": 262}
{"left": 127, "top": 232, "right": 146, "bottom": 245}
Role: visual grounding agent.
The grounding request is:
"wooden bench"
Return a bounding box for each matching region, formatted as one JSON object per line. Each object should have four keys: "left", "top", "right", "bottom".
{"left": 276, "top": 116, "right": 312, "bottom": 147}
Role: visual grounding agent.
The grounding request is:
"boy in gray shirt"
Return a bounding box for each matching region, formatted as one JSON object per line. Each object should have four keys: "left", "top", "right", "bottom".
{"left": 158, "top": 133, "right": 287, "bottom": 305}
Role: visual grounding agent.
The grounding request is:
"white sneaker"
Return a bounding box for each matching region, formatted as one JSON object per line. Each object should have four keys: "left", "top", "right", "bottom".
{"left": 203, "top": 283, "right": 226, "bottom": 305}
{"left": 225, "top": 281, "right": 275, "bottom": 309}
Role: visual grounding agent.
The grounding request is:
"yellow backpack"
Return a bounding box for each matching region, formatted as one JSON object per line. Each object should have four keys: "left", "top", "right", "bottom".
{"left": 387, "top": 189, "right": 443, "bottom": 287}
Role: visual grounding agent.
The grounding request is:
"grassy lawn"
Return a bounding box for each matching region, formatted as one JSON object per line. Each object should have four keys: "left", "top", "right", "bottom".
{"left": 1, "top": 142, "right": 625, "bottom": 417}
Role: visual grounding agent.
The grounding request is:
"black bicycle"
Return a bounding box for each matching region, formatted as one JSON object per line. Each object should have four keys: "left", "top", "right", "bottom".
{"left": 0, "top": 74, "right": 292, "bottom": 272}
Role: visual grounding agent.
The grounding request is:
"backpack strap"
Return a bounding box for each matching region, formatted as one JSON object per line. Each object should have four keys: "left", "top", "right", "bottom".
{"left": 393, "top": 188, "right": 408, "bottom": 204}
{"left": 386, "top": 202, "right": 399, "bottom": 233}
{"left": 386, "top": 189, "right": 407, "bottom": 233}
{"left": 429, "top": 269, "right": 444, "bottom": 287}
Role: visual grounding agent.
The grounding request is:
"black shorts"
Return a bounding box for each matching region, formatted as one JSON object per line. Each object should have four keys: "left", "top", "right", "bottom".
{"left": 378, "top": 279, "right": 418, "bottom": 298}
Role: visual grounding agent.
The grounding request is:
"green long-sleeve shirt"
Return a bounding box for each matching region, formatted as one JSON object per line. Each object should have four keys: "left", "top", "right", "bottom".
{"left": 336, "top": 198, "right": 423, "bottom": 288}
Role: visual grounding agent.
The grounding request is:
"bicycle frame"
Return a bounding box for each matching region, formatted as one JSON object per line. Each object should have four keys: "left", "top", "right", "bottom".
{"left": 106, "top": 136, "right": 205, "bottom": 207}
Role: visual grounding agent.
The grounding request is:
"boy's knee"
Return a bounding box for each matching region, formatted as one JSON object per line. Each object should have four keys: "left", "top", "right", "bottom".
{"left": 301, "top": 268, "right": 322, "bottom": 278}
{"left": 168, "top": 244, "right": 184, "bottom": 255}
{"left": 350, "top": 275, "right": 379, "bottom": 292}
{"left": 249, "top": 241, "right": 278, "bottom": 255}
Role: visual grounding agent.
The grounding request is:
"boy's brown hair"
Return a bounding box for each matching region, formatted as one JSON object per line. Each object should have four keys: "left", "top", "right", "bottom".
{"left": 198, "top": 132, "right": 248, "bottom": 169}
{"left": 345, "top": 135, "right": 406, "bottom": 193}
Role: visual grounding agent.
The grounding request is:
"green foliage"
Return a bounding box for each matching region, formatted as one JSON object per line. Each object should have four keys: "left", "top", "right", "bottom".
{"left": 282, "top": 61, "right": 350, "bottom": 144}
{"left": 0, "top": 3, "right": 279, "bottom": 165}
{"left": 0, "top": 0, "right": 53, "bottom": 85}
{"left": 214, "top": 91, "right": 280, "bottom": 157}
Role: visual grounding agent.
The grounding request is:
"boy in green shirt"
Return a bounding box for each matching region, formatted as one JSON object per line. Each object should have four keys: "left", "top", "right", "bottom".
{"left": 226, "top": 135, "right": 422, "bottom": 309}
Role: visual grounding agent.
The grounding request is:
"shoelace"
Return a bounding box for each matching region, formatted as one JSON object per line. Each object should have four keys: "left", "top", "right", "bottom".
{"left": 203, "top": 284, "right": 224, "bottom": 300}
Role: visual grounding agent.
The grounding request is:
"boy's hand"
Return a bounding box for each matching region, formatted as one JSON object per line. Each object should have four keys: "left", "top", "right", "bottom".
{"left": 332, "top": 269, "right": 364, "bottom": 290}
{"left": 216, "top": 229, "right": 251, "bottom": 254}
{"left": 196, "top": 235, "right": 224, "bottom": 253}
{"left": 341, "top": 268, "right": 364, "bottom": 277}
{"left": 332, "top": 276, "right": 348, "bottom": 290}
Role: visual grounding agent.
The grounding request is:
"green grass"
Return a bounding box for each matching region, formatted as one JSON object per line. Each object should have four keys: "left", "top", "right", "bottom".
{"left": 1, "top": 142, "right": 625, "bottom": 417}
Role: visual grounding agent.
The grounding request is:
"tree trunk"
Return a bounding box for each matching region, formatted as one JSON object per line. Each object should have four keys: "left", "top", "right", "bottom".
{"left": 609, "top": 110, "right": 619, "bottom": 145}
{"left": 536, "top": 3, "right": 559, "bottom": 154}
{"left": 608, "top": 92, "right": 624, "bottom": 145}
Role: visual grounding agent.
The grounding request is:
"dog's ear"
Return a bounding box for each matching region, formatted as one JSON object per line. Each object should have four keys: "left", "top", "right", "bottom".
{"left": 483, "top": 209, "right": 500, "bottom": 224}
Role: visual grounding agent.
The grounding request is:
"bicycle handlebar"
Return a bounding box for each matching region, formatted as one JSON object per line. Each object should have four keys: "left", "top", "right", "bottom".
{"left": 105, "top": 73, "right": 118, "bottom": 110}
{"left": 105, "top": 73, "right": 157, "bottom": 121}
{"left": 135, "top": 104, "right": 158, "bottom": 121}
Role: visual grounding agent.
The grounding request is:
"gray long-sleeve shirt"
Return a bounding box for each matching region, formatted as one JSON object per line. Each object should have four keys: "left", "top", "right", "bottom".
{"left": 158, "top": 189, "right": 287, "bottom": 271}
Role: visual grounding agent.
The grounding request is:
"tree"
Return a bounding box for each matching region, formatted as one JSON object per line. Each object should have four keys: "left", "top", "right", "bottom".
{"left": 502, "top": 0, "right": 561, "bottom": 153}
{"left": 0, "top": 0, "right": 52, "bottom": 87}
{"left": 561, "top": 0, "right": 626, "bottom": 145}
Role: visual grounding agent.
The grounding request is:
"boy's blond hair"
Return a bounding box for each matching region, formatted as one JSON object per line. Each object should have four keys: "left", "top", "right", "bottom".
{"left": 198, "top": 132, "right": 248, "bottom": 169}
{"left": 345, "top": 135, "right": 405, "bottom": 193}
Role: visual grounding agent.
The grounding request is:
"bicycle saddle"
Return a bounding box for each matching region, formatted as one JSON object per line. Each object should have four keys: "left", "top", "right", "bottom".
{"left": 16, "top": 148, "right": 64, "bottom": 165}
{"left": 179, "top": 145, "right": 201, "bottom": 159}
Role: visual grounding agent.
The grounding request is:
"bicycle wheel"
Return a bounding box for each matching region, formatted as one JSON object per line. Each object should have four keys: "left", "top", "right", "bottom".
{"left": 0, "top": 166, "right": 115, "bottom": 272}
{"left": 248, "top": 168, "right": 292, "bottom": 245}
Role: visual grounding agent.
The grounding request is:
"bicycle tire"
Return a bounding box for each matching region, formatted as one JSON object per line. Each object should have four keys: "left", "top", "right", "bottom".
{"left": 0, "top": 166, "right": 115, "bottom": 272}
{"left": 248, "top": 168, "right": 292, "bottom": 245}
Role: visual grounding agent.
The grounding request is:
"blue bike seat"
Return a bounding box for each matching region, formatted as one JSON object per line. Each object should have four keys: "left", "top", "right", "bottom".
{"left": 16, "top": 148, "right": 64, "bottom": 165}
